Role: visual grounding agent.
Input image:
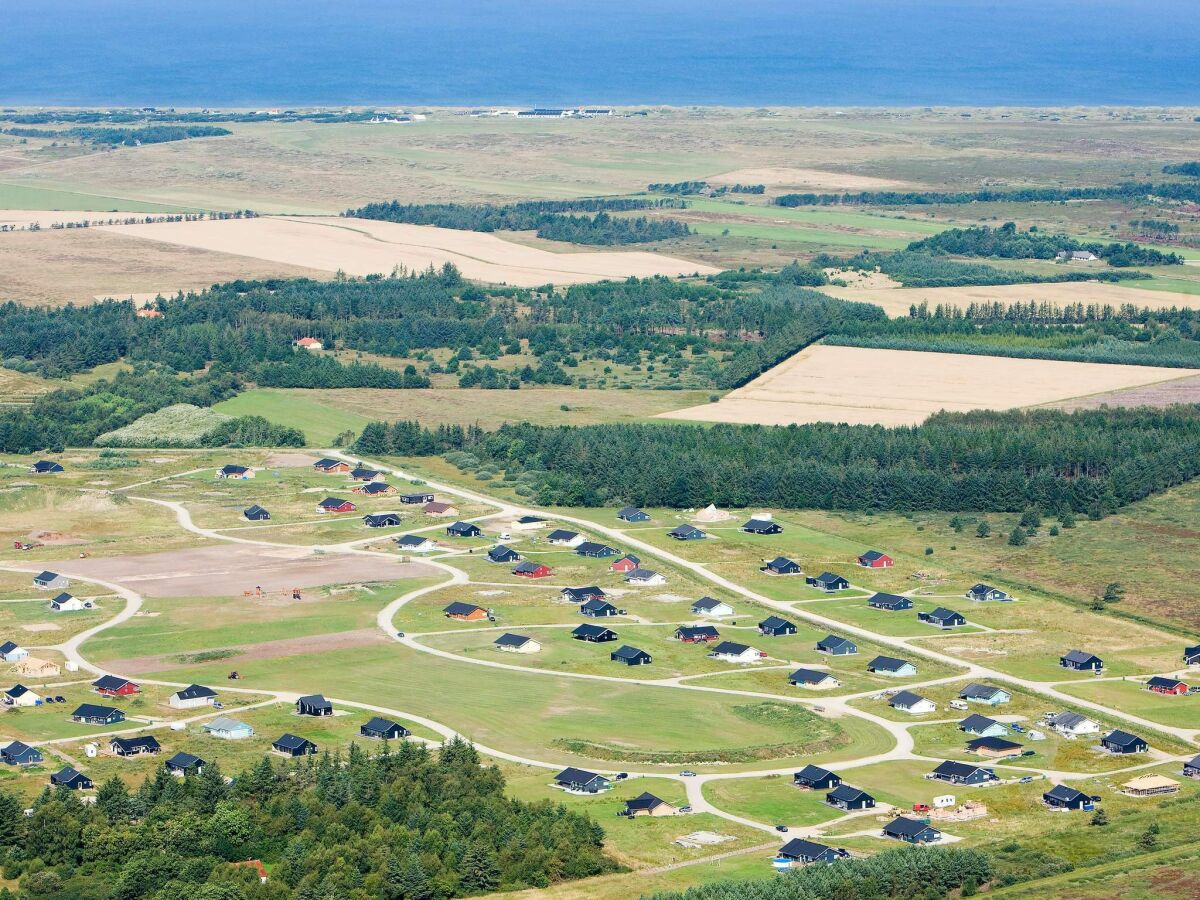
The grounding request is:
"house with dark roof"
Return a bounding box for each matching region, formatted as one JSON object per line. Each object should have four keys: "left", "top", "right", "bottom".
{"left": 243, "top": 504, "right": 271, "bottom": 521}
{"left": 883, "top": 816, "right": 941, "bottom": 844}
{"left": 580, "top": 598, "right": 620, "bottom": 618}
{"left": 777, "top": 838, "right": 840, "bottom": 865}
{"left": 395, "top": 534, "right": 437, "bottom": 552}
{"left": 624, "top": 791, "right": 675, "bottom": 817}
{"left": 1184, "top": 754, "right": 1200, "bottom": 779}
{"left": 763, "top": 556, "right": 802, "bottom": 576}
{"left": 858, "top": 550, "right": 893, "bottom": 568}
{"left": 360, "top": 717, "right": 410, "bottom": 740}
{"left": 889, "top": 690, "right": 936, "bottom": 714}
{"left": 611, "top": 555, "right": 640, "bottom": 573}
{"left": 495, "top": 633, "right": 541, "bottom": 654}
{"left": 611, "top": 645, "right": 652, "bottom": 666}
{"left": 29, "top": 460, "right": 64, "bottom": 475}
{"left": 512, "top": 561, "right": 553, "bottom": 580}
{"left": 868, "top": 592, "right": 912, "bottom": 611}
{"left": 71, "top": 704, "right": 124, "bottom": 726}
{"left": 959, "top": 714, "right": 1007, "bottom": 738}
{"left": 1048, "top": 711, "right": 1100, "bottom": 737}
{"left": 966, "top": 583, "right": 1011, "bottom": 602}
{"left": 959, "top": 683, "right": 1011, "bottom": 705}
{"left": 33, "top": 571, "right": 69, "bottom": 590}
{"left": 1043, "top": 784, "right": 1093, "bottom": 810}
{"left": 1101, "top": 730, "right": 1148, "bottom": 754}
{"left": 444, "top": 602, "right": 489, "bottom": 621}
{"left": 355, "top": 481, "right": 396, "bottom": 497}
{"left": 363, "top": 513, "right": 401, "bottom": 528}
{"left": 49, "top": 592, "right": 87, "bottom": 611}
{"left": 546, "top": 529, "right": 583, "bottom": 547}
{"left": 572, "top": 624, "right": 617, "bottom": 643}
{"left": 1146, "top": 676, "right": 1189, "bottom": 695}
{"left": 93, "top": 675, "right": 139, "bottom": 697}
{"left": 446, "top": 521, "right": 482, "bottom": 538}
{"left": 759, "top": 616, "right": 797, "bottom": 637}
{"left": 966, "top": 736, "right": 1024, "bottom": 757}
{"left": 826, "top": 784, "right": 875, "bottom": 810}
{"left": 399, "top": 492, "right": 435, "bottom": 504}
{"left": 867, "top": 656, "right": 916, "bottom": 677}
{"left": 111, "top": 736, "right": 161, "bottom": 757}
{"left": 554, "top": 767, "right": 611, "bottom": 793}
{"left": 487, "top": 544, "right": 521, "bottom": 563}
{"left": 349, "top": 467, "right": 382, "bottom": 482}
{"left": 793, "top": 765, "right": 841, "bottom": 790}
{"left": 742, "top": 517, "right": 782, "bottom": 535}
{"left": 169, "top": 684, "right": 217, "bottom": 710}
{"left": 562, "top": 586, "right": 606, "bottom": 603}
{"left": 1060, "top": 650, "right": 1103, "bottom": 672}
{"left": 166, "top": 751, "right": 206, "bottom": 776}
{"left": 296, "top": 694, "right": 333, "bottom": 717}
{"left": 217, "top": 464, "right": 254, "bottom": 480}
{"left": 273, "top": 734, "right": 318, "bottom": 757}
{"left": 625, "top": 568, "right": 666, "bottom": 586}
{"left": 0, "top": 641, "right": 27, "bottom": 663}
{"left": 4, "top": 684, "right": 39, "bottom": 707}
{"left": 709, "top": 641, "right": 765, "bottom": 664}
{"left": 317, "top": 497, "right": 356, "bottom": 514}
{"left": 576, "top": 541, "right": 618, "bottom": 558}
{"left": 918, "top": 607, "right": 966, "bottom": 629}
{"left": 1, "top": 740, "right": 43, "bottom": 767}
{"left": 676, "top": 625, "right": 719, "bottom": 644}
{"left": 313, "top": 458, "right": 350, "bottom": 473}
{"left": 930, "top": 760, "right": 998, "bottom": 785}
{"left": 807, "top": 572, "right": 849, "bottom": 592}
{"left": 789, "top": 668, "right": 839, "bottom": 689}
{"left": 617, "top": 507, "right": 650, "bottom": 522}
{"left": 692, "top": 597, "right": 733, "bottom": 617}
{"left": 816, "top": 635, "right": 857, "bottom": 655}
{"left": 1185, "top": 645, "right": 1200, "bottom": 666}
{"left": 51, "top": 767, "right": 93, "bottom": 790}
{"left": 667, "top": 524, "right": 706, "bottom": 541}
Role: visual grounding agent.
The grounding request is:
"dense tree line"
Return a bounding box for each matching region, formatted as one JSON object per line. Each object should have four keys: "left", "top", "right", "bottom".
{"left": 905, "top": 222, "right": 1183, "bottom": 266}
{"left": 345, "top": 198, "right": 690, "bottom": 245}
{"left": 648, "top": 181, "right": 765, "bottom": 195}
{"left": 0, "top": 738, "right": 615, "bottom": 899}
{"left": 1, "top": 125, "right": 231, "bottom": 145}
{"left": 1162, "top": 162, "right": 1200, "bottom": 177}
{"left": 902, "top": 299, "right": 1200, "bottom": 330}
{"left": 358, "top": 407, "right": 1200, "bottom": 515}
{"left": 1129, "top": 218, "right": 1180, "bottom": 235}
{"left": 818, "top": 251, "right": 1145, "bottom": 287}
{"left": 647, "top": 846, "right": 991, "bottom": 900}
{"left": 775, "top": 181, "right": 1200, "bottom": 207}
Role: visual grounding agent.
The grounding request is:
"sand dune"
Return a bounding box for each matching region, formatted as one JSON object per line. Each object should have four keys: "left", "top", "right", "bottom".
{"left": 97, "top": 215, "right": 718, "bottom": 286}
{"left": 661, "top": 344, "right": 1192, "bottom": 427}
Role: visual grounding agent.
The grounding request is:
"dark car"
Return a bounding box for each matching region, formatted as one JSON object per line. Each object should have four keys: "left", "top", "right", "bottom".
{"left": 774, "top": 824, "right": 789, "bottom": 833}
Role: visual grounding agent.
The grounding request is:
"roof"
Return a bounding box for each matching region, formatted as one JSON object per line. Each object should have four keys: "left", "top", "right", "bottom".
{"left": 813, "top": 571, "right": 846, "bottom": 584}
{"left": 960, "top": 683, "right": 1007, "bottom": 699}
{"left": 274, "top": 733, "right": 313, "bottom": 750}
{"left": 1147, "top": 676, "right": 1187, "bottom": 689}
{"left": 967, "top": 736, "right": 1022, "bottom": 752}
{"left": 363, "top": 513, "right": 400, "bottom": 525}
{"left": 743, "top": 518, "right": 778, "bottom": 531}
{"left": 576, "top": 541, "right": 614, "bottom": 554}
{"left": 869, "top": 592, "right": 910, "bottom": 607}
{"left": 297, "top": 694, "right": 332, "bottom": 709}
{"left": 360, "top": 482, "right": 392, "bottom": 494}
{"left": 890, "top": 690, "right": 929, "bottom": 707}
{"left": 444, "top": 601, "right": 485, "bottom": 616}
{"left": 760, "top": 615, "right": 795, "bottom": 630}
{"left": 960, "top": 713, "right": 1000, "bottom": 731}
{"left": 611, "top": 645, "right": 649, "bottom": 660}
{"left": 563, "top": 586, "right": 604, "bottom": 598}
{"left": 363, "top": 716, "right": 404, "bottom": 734}
{"left": 1051, "top": 712, "right": 1096, "bottom": 729}
{"left": 1045, "top": 784, "right": 1087, "bottom": 802}
{"left": 970, "top": 583, "right": 1000, "bottom": 594}
{"left": 789, "top": 668, "right": 832, "bottom": 684}
{"left": 219, "top": 464, "right": 249, "bottom": 475}
{"left": 73, "top": 706, "right": 123, "bottom": 724}
{"left": 818, "top": 634, "right": 855, "bottom": 650}
{"left": 166, "top": 751, "right": 204, "bottom": 769}
{"left": 4, "top": 684, "right": 31, "bottom": 698}
{"left": 711, "top": 641, "right": 751, "bottom": 656}
{"left": 494, "top": 633, "right": 534, "bottom": 648}
{"left": 513, "top": 561, "right": 546, "bottom": 574}
{"left": 885, "top": 816, "right": 937, "bottom": 837}
{"left": 573, "top": 624, "right": 615, "bottom": 639}
{"left": 424, "top": 501, "right": 454, "bottom": 512}
{"left": 795, "top": 765, "right": 836, "bottom": 782}
{"left": 396, "top": 534, "right": 432, "bottom": 547}
{"left": 555, "top": 766, "right": 604, "bottom": 784}
{"left": 626, "top": 568, "right": 660, "bottom": 580}
{"left": 447, "top": 520, "right": 478, "bottom": 532}
{"left": 617, "top": 507, "right": 645, "bottom": 518}
{"left": 489, "top": 544, "right": 518, "bottom": 558}
{"left": 204, "top": 716, "right": 251, "bottom": 733}
{"left": 93, "top": 675, "right": 135, "bottom": 691}
{"left": 767, "top": 556, "right": 798, "bottom": 569}
{"left": 677, "top": 626, "right": 719, "bottom": 639}
{"left": 868, "top": 655, "right": 911, "bottom": 672}
{"left": 1062, "top": 649, "right": 1101, "bottom": 664}
{"left": 51, "top": 592, "right": 74, "bottom": 603}
{"left": 933, "top": 760, "right": 992, "bottom": 779}
{"left": 626, "top": 791, "right": 667, "bottom": 811}
{"left": 244, "top": 504, "right": 269, "bottom": 516}
{"left": 668, "top": 524, "right": 704, "bottom": 536}
{"left": 925, "top": 607, "right": 962, "bottom": 621}
{"left": 173, "top": 684, "right": 217, "bottom": 700}
{"left": 318, "top": 496, "right": 352, "bottom": 508}
{"left": 1103, "top": 729, "right": 1145, "bottom": 747}
{"left": 53, "top": 766, "right": 88, "bottom": 783}
{"left": 547, "top": 529, "right": 579, "bottom": 541}
{"left": 692, "top": 596, "right": 727, "bottom": 611}
{"left": 828, "top": 784, "right": 871, "bottom": 802}
{"left": 0, "top": 641, "right": 19, "bottom": 654}
{"left": 313, "top": 457, "right": 342, "bottom": 467}
{"left": 112, "top": 736, "right": 160, "bottom": 752}
{"left": 35, "top": 571, "right": 62, "bottom": 582}
{"left": 779, "top": 838, "right": 833, "bottom": 859}
{"left": 581, "top": 598, "right": 616, "bottom": 612}
{"left": 2, "top": 740, "right": 39, "bottom": 759}
{"left": 860, "top": 550, "right": 888, "bottom": 561}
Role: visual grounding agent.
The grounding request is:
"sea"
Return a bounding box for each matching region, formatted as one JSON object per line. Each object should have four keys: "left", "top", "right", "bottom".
{"left": 2, "top": 0, "right": 1198, "bottom": 108}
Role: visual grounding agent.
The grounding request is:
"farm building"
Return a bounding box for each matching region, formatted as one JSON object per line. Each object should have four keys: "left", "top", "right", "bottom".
{"left": 487, "top": 545, "right": 521, "bottom": 563}
{"left": 617, "top": 507, "right": 650, "bottom": 522}
{"left": 826, "top": 784, "right": 874, "bottom": 810}
{"left": 625, "top": 568, "right": 666, "bottom": 586}
{"left": 111, "top": 736, "right": 161, "bottom": 757}
{"left": 793, "top": 765, "right": 840, "bottom": 790}
{"left": 395, "top": 534, "right": 437, "bottom": 552}
{"left": 692, "top": 597, "right": 733, "bottom": 617}
{"left": 807, "top": 572, "right": 849, "bottom": 592}
{"left": 93, "top": 675, "right": 139, "bottom": 697}
{"left": 967, "top": 736, "right": 1023, "bottom": 758}
{"left": 273, "top": 734, "right": 318, "bottom": 757}
{"left": 363, "top": 513, "right": 401, "bottom": 528}
{"left": 858, "top": 550, "right": 893, "bottom": 568}
{"left": 1, "top": 740, "right": 43, "bottom": 767}
{"left": 72, "top": 704, "right": 124, "bottom": 725}
{"left": 763, "top": 556, "right": 802, "bottom": 576}
{"left": 495, "top": 633, "right": 541, "bottom": 654}
{"left": 1122, "top": 775, "right": 1179, "bottom": 797}
{"left": 1043, "top": 784, "right": 1092, "bottom": 810}
{"left": 709, "top": 641, "right": 765, "bottom": 664}
{"left": 446, "top": 521, "right": 482, "bottom": 538}
{"left": 513, "top": 561, "right": 552, "bottom": 578}
{"left": 216, "top": 464, "right": 254, "bottom": 480}
{"left": 546, "top": 529, "right": 584, "bottom": 547}
{"left": 868, "top": 592, "right": 912, "bottom": 611}
{"left": 676, "top": 625, "right": 720, "bottom": 644}
{"left": 1048, "top": 712, "right": 1100, "bottom": 737}
{"left": 169, "top": 684, "right": 217, "bottom": 709}
{"left": 317, "top": 497, "right": 356, "bottom": 514}
{"left": 356, "top": 482, "right": 396, "bottom": 496}
{"left": 49, "top": 592, "right": 87, "bottom": 611}
{"left": 1101, "top": 730, "right": 1148, "bottom": 754}
{"left": 203, "top": 716, "right": 254, "bottom": 740}
{"left": 576, "top": 541, "right": 618, "bottom": 558}
{"left": 29, "top": 460, "right": 64, "bottom": 475}
{"left": 959, "top": 714, "right": 1007, "bottom": 738}
{"left": 931, "top": 760, "right": 998, "bottom": 785}
{"left": 360, "top": 717, "right": 410, "bottom": 740}
{"left": 966, "top": 583, "right": 1011, "bottom": 602}
{"left": 788, "top": 668, "right": 839, "bottom": 689}
{"left": 741, "top": 516, "right": 782, "bottom": 535}
{"left": 554, "top": 767, "right": 611, "bottom": 793}
{"left": 444, "top": 602, "right": 490, "bottom": 621}
{"left": 3, "top": 684, "right": 39, "bottom": 707}
{"left": 667, "top": 524, "right": 706, "bottom": 541}
{"left": 33, "top": 571, "right": 69, "bottom": 590}
{"left": 572, "top": 624, "right": 617, "bottom": 643}
{"left": 777, "top": 839, "right": 840, "bottom": 866}
{"left": 296, "top": 695, "right": 334, "bottom": 717}
{"left": 883, "top": 817, "right": 941, "bottom": 844}
{"left": 867, "top": 656, "right": 916, "bottom": 677}
{"left": 580, "top": 598, "right": 620, "bottom": 618}
{"left": 759, "top": 616, "right": 797, "bottom": 636}
{"left": 399, "top": 492, "right": 435, "bottom": 504}
{"left": 562, "top": 586, "right": 606, "bottom": 603}
{"left": 918, "top": 607, "right": 966, "bottom": 629}
{"left": 889, "top": 691, "right": 936, "bottom": 714}
{"left": 166, "top": 752, "right": 206, "bottom": 776}
{"left": 424, "top": 501, "right": 458, "bottom": 516}
{"left": 624, "top": 792, "right": 675, "bottom": 817}
{"left": 51, "top": 767, "right": 93, "bottom": 790}
{"left": 1146, "top": 676, "right": 1189, "bottom": 695}
{"left": 611, "top": 645, "right": 652, "bottom": 666}
{"left": 1060, "top": 650, "right": 1103, "bottom": 672}
{"left": 816, "top": 634, "right": 856, "bottom": 655}
{"left": 610, "top": 555, "right": 640, "bottom": 573}
{"left": 313, "top": 458, "right": 350, "bottom": 473}
{"left": 0, "top": 641, "right": 28, "bottom": 663}
{"left": 959, "top": 683, "right": 1010, "bottom": 705}
{"left": 243, "top": 504, "right": 271, "bottom": 521}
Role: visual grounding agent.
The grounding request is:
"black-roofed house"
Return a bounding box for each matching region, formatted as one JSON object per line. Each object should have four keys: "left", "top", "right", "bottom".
{"left": 625, "top": 568, "right": 666, "bottom": 586}
{"left": 1184, "top": 754, "right": 1200, "bottom": 778}
{"left": 4, "top": 684, "right": 38, "bottom": 707}
{"left": 562, "top": 586, "right": 606, "bottom": 603}
{"left": 959, "top": 714, "right": 1007, "bottom": 738}
{"left": 363, "top": 513, "right": 401, "bottom": 528}
{"left": 547, "top": 529, "right": 584, "bottom": 547}
{"left": 572, "top": 624, "right": 617, "bottom": 643}
{"left": 624, "top": 791, "right": 676, "bottom": 817}
{"left": 49, "top": 592, "right": 87, "bottom": 611}
{"left": 487, "top": 544, "right": 521, "bottom": 563}
{"left": 356, "top": 481, "right": 396, "bottom": 497}
{"left": 494, "top": 633, "right": 541, "bottom": 654}
{"left": 349, "top": 466, "right": 382, "bottom": 482}
{"left": 826, "top": 784, "right": 875, "bottom": 810}
{"left": 742, "top": 517, "right": 782, "bottom": 535}
{"left": 667, "top": 524, "right": 706, "bottom": 541}
{"left": 868, "top": 592, "right": 912, "bottom": 611}
{"left": 217, "top": 464, "right": 254, "bottom": 480}
{"left": 966, "top": 736, "right": 1024, "bottom": 758}
{"left": 29, "top": 460, "right": 64, "bottom": 475}
{"left": 816, "top": 634, "right": 857, "bottom": 655}
{"left": 1146, "top": 676, "right": 1189, "bottom": 695}
{"left": 165, "top": 751, "right": 206, "bottom": 776}
{"left": 513, "top": 561, "right": 552, "bottom": 578}
{"left": 1101, "top": 730, "right": 1148, "bottom": 754}
{"left": 51, "top": 767, "right": 93, "bottom": 790}
{"left": 1185, "top": 645, "right": 1200, "bottom": 666}
{"left": 617, "top": 507, "right": 650, "bottom": 522}
{"left": 794, "top": 765, "right": 841, "bottom": 790}
{"left": 777, "top": 838, "right": 840, "bottom": 866}
{"left": 889, "top": 690, "right": 936, "bottom": 714}
{"left": 93, "top": 675, "right": 139, "bottom": 697}
{"left": 444, "top": 602, "right": 490, "bottom": 621}
{"left": 34, "top": 571, "right": 69, "bottom": 591}
{"left": 966, "top": 583, "right": 1011, "bottom": 602}
{"left": 789, "top": 668, "right": 839, "bottom": 689}
{"left": 1043, "top": 784, "right": 1092, "bottom": 810}
{"left": 554, "top": 767, "right": 611, "bottom": 793}
{"left": 580, "top": 598, "right": 620, "bottom": 618}
{"left": 858, "top": 550, "right": 893, "bottom": 568}
{"left": 807, "top": 572, "right": 849, "bottom": 593}
{"left": 763, "top": 556, "right": 802, "bottom": 576}
{"left": 576, "top": 541, "right": 618, "bottom": 558}
{"left": 709, "top": 641, "right": 765, "bottom": 664}
{"left": 676, "top": 625, "right": 720, "bottom": 644}
{"left": 395, "top": 534, "right": 437, "bottom": 553}
{"left": 244, "top": 504, "right": 271, "bottom": 521}
{"left": 692, "top": 597, "right": 734, "bottom": 617}
{"left": 1048, "top": 711, "right": 1100, "bottom": 737}
{"left": 360, "top": 717, "right": 410, "bottom": 740}
{"left": 169, "top": 684, "right": 217, "bottom": 710}
{"left": 273, "top": 734, "right": 318, "bottom": 757}
{"left": 931, "top": 760, "right": 998, "bottom": 785}
{"left": 0, "top": 641, "right": 27, "bottom": 663}
{"left": 111, "top": 736, "right": 161, "bottom": 757}
{"left": 313, "top": 458, "right": 350, "bottom": 473}
{"left": 399, "top": 492, "right": 435, "bottom": 504}
{"left": 611, "top": 645, "right": 652, "bottom": 666}
{"left": 918, "top": 607, "right": 966, "bottom": 629}
{"left": 1, "top": 740, "right": 42, "bottom": 767}
{"left": 959, "top": 683, "right": 1011, "bottom": 705}
{"left": 317, "top": 497, "right": 356, "bottom": 513}
{"left": 71, "top": 703, "right": 124, "bottom": 726}
{"left": 883, "top": 816, "right": 941, "bottom": 844}
{"left": 867, "top": 655, "right": 917, "bottom": 677}
{"left": 1060, "top": 650, "right": 1104, "bottom": 672}
{"left": 296, "top": 694, "right": 333, "bottom": 717}
{"left": 759, "top": 616, "right": 797, "bottom": 637}
{"left": 446, "top": 521, "right": 482, "bottom": 538}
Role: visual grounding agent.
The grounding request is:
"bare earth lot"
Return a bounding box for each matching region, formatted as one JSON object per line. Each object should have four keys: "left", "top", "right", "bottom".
{"left": 97, "top": 215, "right": 718, "bottom": 287}
{"left": 661, "top": 344, "right": 1193, "bottom": 427}
{"left": 1045, "top": 372, "right": 1200, "bottom": 411}
{"left": 47, "top": 544, "right": 437, "bottom": 598}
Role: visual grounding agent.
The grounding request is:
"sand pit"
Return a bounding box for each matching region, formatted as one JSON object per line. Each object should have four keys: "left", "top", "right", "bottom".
{"left": 46, "top": 544, "right": 437, "bottom": 598}
{"left": 821, "top": 280, "right": 1200, "bottom": 317}
{"left": 710, "top": 167, "right": 913, "bottom": 191}
{"left": 262, "top": 451, "right": 323, "bottom": 468}
{"left": 97, "top": 215, "right": 718, "bottom": 287}
{"left": 661, "top": 344, "right": 1193, "bottom": 427}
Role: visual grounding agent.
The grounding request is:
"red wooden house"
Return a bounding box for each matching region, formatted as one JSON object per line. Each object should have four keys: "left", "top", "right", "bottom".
{"left": 313, "top": 458, "right": 351, "bottom": 474}
{"left": 611, "top": 555, "right": 640, "bottom": 573}
{"left": 1146, "top": 676, "right": 1189, "bottom": 695}
{"left": 858, "top": 550, "right": 894, "bottom": 568}
{"left": 93, "top": 675, "right": 139, "bottom": 697}
{"left": 513, "top": 561, "right": 553, "bottom": 579}
{"left": 317, "top": 497, "right": 357, "bottom": 514}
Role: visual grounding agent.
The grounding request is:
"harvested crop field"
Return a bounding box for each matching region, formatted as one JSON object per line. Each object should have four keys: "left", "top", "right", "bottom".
{"left": 47, "top": 544, "right": 437, "bottom": 598}
{"left": 821, "top": 280, "right": 1200, "bottom": 317}
{"left": 660, "top": 344, "right": 1193, "bottom": 427}
{"left": 1044, "top": 372, "right": 1200, "bottom": 411}
{"left": 97, "top": 215, "right": 718, "bottom": 287}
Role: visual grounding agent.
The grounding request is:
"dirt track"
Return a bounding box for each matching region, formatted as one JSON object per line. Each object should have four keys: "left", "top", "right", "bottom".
{"left": 47, "top": 544, "right": 436, "bottom": 598}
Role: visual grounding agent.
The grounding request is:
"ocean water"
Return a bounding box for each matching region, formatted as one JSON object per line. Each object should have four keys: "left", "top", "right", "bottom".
{"left": 2, "top": 0, "right": 1198, "bottom": 108}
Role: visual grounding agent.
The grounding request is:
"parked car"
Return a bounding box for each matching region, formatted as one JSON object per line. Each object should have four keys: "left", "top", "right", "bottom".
{"left": 615, "top": 772, "right": 629, "bottom": 780}
{"left": 680, "top": 770, "right": 697, "bottom": 777}
{"left": 1018, "top": 776, "right": 1035, "bottom": 784}
{"left": 774, "top": 825, "right": 788, "bottom": 833}
{"left": 1021, "top": 750, "right": 1036, "bottom": 756}
{"left": 679, "top": 805, "right": 693, "bottom": 813}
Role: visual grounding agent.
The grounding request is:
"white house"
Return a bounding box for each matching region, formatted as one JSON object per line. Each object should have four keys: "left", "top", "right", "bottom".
{"left": 0, "top": 642, "right": 29, "bottom": 663}
{"left": 888, "top": 690, "right": 937, "bottom": 715}
{"left": 395, "top": 535, "right": 438, "bottom": 553}
{"left": 546, "top": 529, "right": 585, "bottom": 548}
{"left": 625, "top": 568, "right": 667, "bottom": 586}
{"left": 293, "top": 337, "right": 324, "bottom": 351}
{"left": 691, "top": 597, "right": 734, "bottom": 618}
{"left": 494, "top": 634, "right": 541, "bottom": 654}
{"left": 202, "top": 716, "right": 255, "bottom": 740}
{"left": 33, "top": 571, "right": 69, "bottom": 591}
{"left": 49, "top": 592, "right": 88, "bottom": 612}
{"left": 169, "top": 684, "right": 218, "bottom": 710}
{"left": 3, "top": 684, "right": 40, "bottom": 707}
{"left": 1050, "top": 712, "right": 1101, "bottom": 737}
{"left": 709, "top": 641, "right": 766, "bottom": 664}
